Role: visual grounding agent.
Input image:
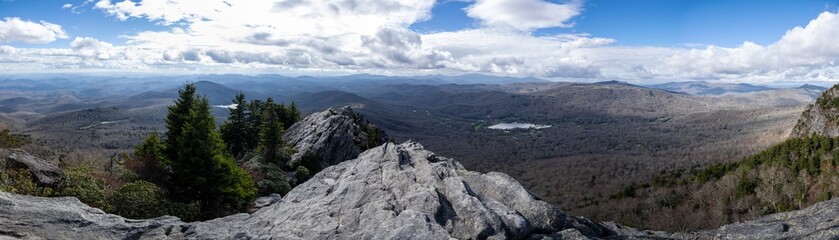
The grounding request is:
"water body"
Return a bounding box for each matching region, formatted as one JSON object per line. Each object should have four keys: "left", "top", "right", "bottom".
{"left": 213, "top": 104, "right": 238, "bottom": 109}
{"left": 487, "top": 122, "right": 551, "bottom": 130}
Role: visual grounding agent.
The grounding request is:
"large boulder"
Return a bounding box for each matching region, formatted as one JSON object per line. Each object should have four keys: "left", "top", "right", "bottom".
{"left": 791, "top": 85, "right": 839, "bottom": 137}
{"left": 2, "top": 149, "right": 62, "bottom": 185}
{"left": 283, "top": 106, "right": 391, "bottom": 169}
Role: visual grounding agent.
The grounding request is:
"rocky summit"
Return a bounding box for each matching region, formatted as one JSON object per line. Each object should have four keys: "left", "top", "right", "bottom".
{"left": 283, "top": 106, "right": 391, "bottom": 169}
{"left": 791, "top": 85, "right": 839, "bottom": 137}
{"left": 5, "top": 141, "right": 839, "bottom": 239}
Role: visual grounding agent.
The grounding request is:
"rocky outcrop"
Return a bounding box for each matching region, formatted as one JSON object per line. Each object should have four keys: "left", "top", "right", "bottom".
{"left": 5, "top": 141, "right": 839, "bottom": 239}
{"left": 1, "top": 149, "right": 62, "bottom": 185}
{"left": 0, "top": 141, "right": 613, "bottom": 239}
{"left": 283, "top": 106, "right": 391, "bottom": 169}
{"left": 791, "top": 85, "right": 839, "bottom": 137}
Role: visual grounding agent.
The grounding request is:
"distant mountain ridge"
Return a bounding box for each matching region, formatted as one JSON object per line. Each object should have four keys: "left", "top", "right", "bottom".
{"left": 648, "top": 81, "right": 775, "bottom": 95}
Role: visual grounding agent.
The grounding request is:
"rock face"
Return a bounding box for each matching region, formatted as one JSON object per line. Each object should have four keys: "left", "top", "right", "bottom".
{"left": 791, "top": 85, "right": 839, "bottom": 137}
{"left": 0, "top": 142, "right": 612, "bottom": 239}
{"left": 284, "top": 106, "right": 391, "bottom": 169}
{"left": 5, "top": 141, "right": 839, "bottom": 239}
{"left": 1, "top": 149, "right": 62, "bottom": 185}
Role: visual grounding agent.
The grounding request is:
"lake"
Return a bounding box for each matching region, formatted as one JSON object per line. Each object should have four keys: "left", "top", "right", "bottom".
{"left": 487, "top": 122, "right": 551, "bottom": 130}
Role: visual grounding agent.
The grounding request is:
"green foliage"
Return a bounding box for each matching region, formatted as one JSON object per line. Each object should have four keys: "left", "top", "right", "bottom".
{"left": 126, "top": 133, "right": 168, "bottom": 185}
{"left": 694, "top": 162, "right": 739, "bottom": 183}
{"left": 258, "top": 98, "right": 285, "bottom": 165}
{"left": 163, "top": 201, "right": 201, "bottom": 222}
{"left": 734, "top": 174, "right": 758, "bottom": 197}
{"left": 163, "top": 83, "right": 257, "bottom": 219}
{"left": 284, "top": 101, "right": 301, "bottom": 128}
{"left": 0, "top": 168, "right": 54, "bottom": 196}
{"left": 366, "top": 125, "right": 380, "bottom": 147}
{"left": 57, "top": 167, "right": 107, "bottom": 209}
{"left": 295, "top": 166, "right": 311, "bottom": 184}
{"left": 0, "top": 129, "right": 30, "bottom": 148}
{"left": 164, "top": 83, "right": 197, "bottom": 163}
{"left": 257, "top": 164, "right": 291, "bottom": 196}
{"left": 109, "top": 181, "right": 165, "bottom": 219}
{"left": 816, "top": 85, "right": 839, "bottom": 111}
{"left": 220, "top": 92, "right": 251, "bottom": 158}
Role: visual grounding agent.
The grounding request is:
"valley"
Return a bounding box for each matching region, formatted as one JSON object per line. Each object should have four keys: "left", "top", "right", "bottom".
{"left": 0, "top": 74, "right": 824, "bottom": 231}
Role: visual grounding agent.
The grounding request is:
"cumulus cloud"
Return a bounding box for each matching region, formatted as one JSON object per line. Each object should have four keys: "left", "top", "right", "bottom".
{"left": 0, "top": 17, "right": 68, "bottom": 44}
{"left": 658, "top": 11, "right": 839, "bottom": 81}
{"left": 466, "top": 0, "right": 582, "bottom": 31}
{"left": 4, "top": 1, "right": 839, "bottom": 83}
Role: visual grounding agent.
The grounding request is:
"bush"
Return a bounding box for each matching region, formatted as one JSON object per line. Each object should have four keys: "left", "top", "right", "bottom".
{"left": 0, "top": 168, "right": 54, "bottom": 196}
{"left": 257, "top": 164, "right": 291, "bottom": 196}
{"left": 295, "top": 166, "right": 311, "bottom": 184}
{"left": 164, "top": 201, "right": 201, "bottom": 222}
{"left": 57, "top": 167, "right": 107, "bottom": 209}
{"left": 109, "top": 181, "right": 165, "bottom": 219}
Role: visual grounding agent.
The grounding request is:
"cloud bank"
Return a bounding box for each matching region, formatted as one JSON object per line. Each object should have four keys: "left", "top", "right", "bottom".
{"left": 0, "top": 0, "right": 838, "bottom": 83}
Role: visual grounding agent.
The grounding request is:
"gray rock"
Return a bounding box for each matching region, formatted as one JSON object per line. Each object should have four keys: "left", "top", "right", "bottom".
{"left": 6, "top": 141, "right": 839, "bottom": 239}
{"left": 284, "top": 106, "right": 391, "bottom": 169}
{"left": 0, "top": 192, "right": 186, "bottom": 239}
{"left": 791, "top": 85, "right": 839, "bottom": 137}
{"left": 249, "top": 193, "right": 282, "bottom": 213}
{"left": 2, "top": 149, "right": 62, "bottom": 185}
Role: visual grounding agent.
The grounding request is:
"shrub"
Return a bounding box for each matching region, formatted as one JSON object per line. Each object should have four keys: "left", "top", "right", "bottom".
{"left": 109, "top": 181, "right": 165, "bottom": 219}
{"left": 0, "top": 168, "right": 54, "bottom": 196}
{"left": 295, "top": 166, "right": 311, "bottom": 184}
{"left": 57, "top": 167, "right": 107, "bottom": 209}
{"left": 164, "top": 201, "right": 201, "bottom": 222}
{"left": 257, "top": 164, "right": 291, "bottom": 196}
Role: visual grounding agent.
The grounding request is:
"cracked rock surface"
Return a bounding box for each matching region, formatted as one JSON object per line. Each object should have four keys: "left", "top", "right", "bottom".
{"left": 283, "top": 106, "right": 391, "bottom": 169}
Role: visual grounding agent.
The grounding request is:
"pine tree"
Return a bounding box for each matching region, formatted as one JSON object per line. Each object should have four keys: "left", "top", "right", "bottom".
{"left": 258, "top": 98, "right": 284, "bottom": 165}
{"left": 164, "top": 85, "right": 256, "bottom": 218}
{"left": 164, "top": 83, "right": 196, "bottom": 164}
{"left": 220, "top": 92, "right": 250, "bottom": 158}
{"left": 245, "top": 99, "right": 264, "bottom": 152}
{"left": 285, "top": 101, "right": 301, "bottom": 128}
{"left": 128, "top": 133, "right": 167, "bottom": 185}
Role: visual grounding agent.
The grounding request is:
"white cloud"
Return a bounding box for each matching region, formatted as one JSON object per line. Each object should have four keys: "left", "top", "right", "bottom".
{"left": 62, "top": 3, "right": 73, "bottom": 9}
{"left": 656, "top": 11, "right": 839, "bottom": 82}
{"left": 3, "top": 1, "right": 839, "bottom": 84}
{"left": 0, "top": 17, "right": 68, "bottom": 44}
{"left": 466, "top": 0, "right": 582, "bottom": 31}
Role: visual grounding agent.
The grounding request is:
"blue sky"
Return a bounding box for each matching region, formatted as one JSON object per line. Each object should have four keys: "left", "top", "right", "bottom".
{"left": 411, "top": 0, "right": 839, "bottom": 47}
{"left": 1, "top": 0, "right": 839, "bottom": 83}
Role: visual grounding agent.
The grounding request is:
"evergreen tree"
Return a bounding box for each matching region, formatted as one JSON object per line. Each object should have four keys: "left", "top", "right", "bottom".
{"left": 164, "top": 83, "right": 196, "bottom": 164}
{"left": 258, "top": 98, "right": 284, "bottom": 165}
{"left": 220, "top": 92, "right": 250, "bottom": 158}
{"left": 164, "top": 85, "right": 256, "bottom": 218}
{"left": 244, "top": 99, "right": 264, "bottom": 152}
{"left": 128, "top": 133, "right": 167, "bottom": 185}
{"left": 285, "top": 101, "right": 302, "bottom": 128}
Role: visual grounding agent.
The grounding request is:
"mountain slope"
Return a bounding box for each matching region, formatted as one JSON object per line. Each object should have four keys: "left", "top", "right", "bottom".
{"left": 649, "top": 81, "right": 774, "bottom": 95}
{"left": 791, "top": 85, "right": 839, "bottom": 137}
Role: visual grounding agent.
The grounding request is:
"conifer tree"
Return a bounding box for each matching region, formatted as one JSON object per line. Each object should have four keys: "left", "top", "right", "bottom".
{"left": 220, "top": 92, "right": 250, "bottom": 158}
{"left": 164, "top": 83, "right": 196, "bottom": 164}
{"left": 258, "top": 98, "right": 284, "bottom": 165}
{"left": 244, "top": 99, "right": 264, "bottom": 152}
{"left": 285, "top": 101, "right": 302, "bottom": 128}
{"left": 164, "top": 84, "right": 256, "bottom": 218}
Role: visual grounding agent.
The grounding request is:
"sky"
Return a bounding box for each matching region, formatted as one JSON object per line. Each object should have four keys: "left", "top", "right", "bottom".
{"left": 1, "top": 0, "right": 839, "bottom": 84}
